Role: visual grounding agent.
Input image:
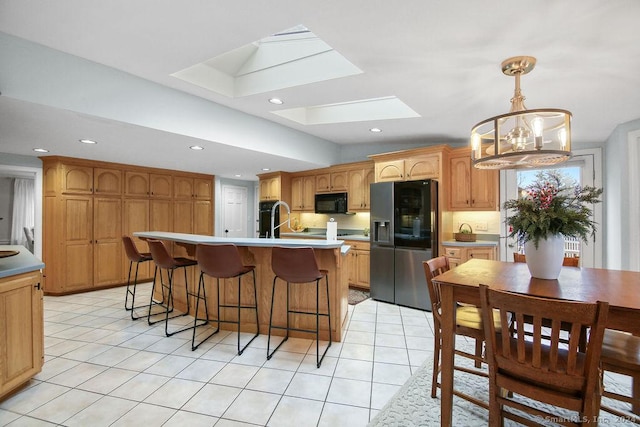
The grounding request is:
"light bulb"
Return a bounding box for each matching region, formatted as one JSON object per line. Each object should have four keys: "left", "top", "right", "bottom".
{"left": 531, "top": 117, "right": 544, "bottom": 150}
{"left": 558, "top": 128, "right": 567, "bottom": 149}
{"left": 471, "top": 133, "right": 481, "bottom": 159}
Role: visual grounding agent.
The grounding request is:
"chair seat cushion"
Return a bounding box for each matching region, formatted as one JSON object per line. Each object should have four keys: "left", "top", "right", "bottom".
{"left": 601, "top": 330, "right": 640, "bottom": 370}
{"left": 456, "top": 306, "right": 501, "bottom": 329}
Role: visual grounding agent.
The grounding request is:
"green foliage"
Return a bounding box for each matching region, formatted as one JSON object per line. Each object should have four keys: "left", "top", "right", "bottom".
{"left": 504, "top": 174, "right": 602, "bottom": 249}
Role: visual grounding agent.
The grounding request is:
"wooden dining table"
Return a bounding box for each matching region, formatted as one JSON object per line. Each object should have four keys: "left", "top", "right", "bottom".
{"left": 432, "top": 258, "right": 640, "bottom": 427}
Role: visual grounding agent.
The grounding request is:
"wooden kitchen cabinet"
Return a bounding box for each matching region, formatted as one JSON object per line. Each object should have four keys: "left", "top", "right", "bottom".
{"left": 374, "top": 154, "right": 440, "bottom": 182}
{"left": 291, "top": 175, "right": 315, "bottom": 211}
{"left": 347, "top": 165, "right": 374, "bottom": 211}
{"left": 346, "top": 240, "right": 370, "bottom": 289}
{"left": 449, "top": 148, "right": 498, "bottom": 210}
{"left": 259, "top": 176, "right": 281, "bottom": 201}
{"left": 316, "top": 171, "right": 348, "bottom": 193}
{"left": 443, "top": 244, "right": 497, "bottom": 268}
{"left": 150, "top": 174, "right": 172, "bottom": 198}
{"left": 0, "top": 270, "right": 43, "bottom": 401}
{"left": 41, "top": 156, "right": 214, "bottom": 294}
{"left": 62, "top": 164, "right": 122, "bottom": 195}
{"left": 124, "top": 171, "right": 149, "bottom": 197}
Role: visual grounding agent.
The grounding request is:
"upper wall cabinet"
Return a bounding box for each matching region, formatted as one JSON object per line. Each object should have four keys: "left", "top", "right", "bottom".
{"left": 449, "top": 148, "right": 498, "bottom": 210}
{"left": 124, "top": 171, "right": 149, "bottom": 197}
{"left": 316, "top": 171, "right": 348, "bottom": 193}
{"left": 58, "top": 164, "right": 122, "bottom": 195}
{"left": 372, "top": 150, "right": 444, "bottom": 183}
{"left": 347, "top": 164, "right": 375, "bottom": 211}
{"left": 258, "top": 172, "right": 291, "bottom": 203}
{"left": 291, "top": 175, "right": 315, "bottom": 211}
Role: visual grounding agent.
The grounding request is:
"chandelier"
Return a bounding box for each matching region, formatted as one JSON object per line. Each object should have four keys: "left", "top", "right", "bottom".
{"left": 470, "top": 56, "right": 572, "bottom": 169}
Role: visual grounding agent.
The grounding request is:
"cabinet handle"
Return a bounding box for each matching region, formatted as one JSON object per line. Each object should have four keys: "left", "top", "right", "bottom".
{"left": 34, "top": 282, "right": 41, "bottom": 290}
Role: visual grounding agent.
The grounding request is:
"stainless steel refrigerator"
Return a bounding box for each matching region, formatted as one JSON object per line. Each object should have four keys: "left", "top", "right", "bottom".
{"left": 370, "top": 180, "right": 438, "bottom": 311}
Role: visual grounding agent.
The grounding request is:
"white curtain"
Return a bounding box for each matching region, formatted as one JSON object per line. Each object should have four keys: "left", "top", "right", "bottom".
{"left": 10, "top": 178, "right": 35, "bottom": 249}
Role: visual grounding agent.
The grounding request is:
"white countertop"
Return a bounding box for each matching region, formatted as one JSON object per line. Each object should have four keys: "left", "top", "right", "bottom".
{"left": 134, "top": 231, "right": 347, "bottom": 250}
{"left": 0, "top": 245, "right": 45, "bottom": 279}
{"left": 442, "top": 239, "right": 499, "bottom": 247}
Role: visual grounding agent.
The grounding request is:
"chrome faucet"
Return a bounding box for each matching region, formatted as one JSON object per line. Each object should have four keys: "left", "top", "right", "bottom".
{"left": 270, "top": 200, "right": 291, "bottom": 239}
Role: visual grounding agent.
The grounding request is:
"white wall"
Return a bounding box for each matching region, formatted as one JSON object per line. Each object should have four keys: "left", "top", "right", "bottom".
{"left": 604, "top": 118, "right": 640, "bottom": 270}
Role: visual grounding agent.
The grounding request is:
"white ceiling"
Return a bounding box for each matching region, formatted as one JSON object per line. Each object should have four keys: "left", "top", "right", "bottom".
{"left": 1, "top": 0, "right": 639, "bottom": 180}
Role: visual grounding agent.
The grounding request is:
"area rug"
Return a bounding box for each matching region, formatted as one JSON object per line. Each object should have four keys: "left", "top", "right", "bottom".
{"left": 369, "top": 355, "right": 635, "bottom": 426}
{"left": 348, "top": 288, "right": 370, "bottom": 305}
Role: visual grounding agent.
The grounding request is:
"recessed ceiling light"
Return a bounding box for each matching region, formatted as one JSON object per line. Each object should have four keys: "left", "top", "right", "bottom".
{"left": 261, "top": 168, "right": 271, "bottom": 171}
{"left": 269, "top": 98, "right": 284, "bottom": 105}
{"left": 234, "top": 174, "right": 242, "bottom": 178}
{"left": 370, "top": 128, "right": 382, "bottom": 133}
{"left": 33, "top": 148, "right": 49, "bottom": 153}
{"left": 189, "top": 145, "right": 204, "bottom": 150}
{"left": 79, "top": 139, "right": 97, "bottom": 144}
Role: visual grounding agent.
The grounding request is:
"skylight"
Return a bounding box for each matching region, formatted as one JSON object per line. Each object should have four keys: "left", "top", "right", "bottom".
{"left": 171, "top": 25, "right": 363, "bottom": 97}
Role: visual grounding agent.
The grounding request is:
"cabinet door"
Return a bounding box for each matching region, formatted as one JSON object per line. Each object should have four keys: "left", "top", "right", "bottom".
{"left": 259, "top": 179, "right": 270, "bottom": 201}
{"left": 348, "top": 169, "right": 366, "bottom": 211}
{"left": 62, "top": 196, "right": 93, "bottom": 291}
{"left": 62, "top": 165, "right": 93, "bottom": 194}
{"left": 347, "top": 251, "right": 357, "bottom": 284}
{"left": 449, "top": 157, "right": 472, "bottom": 209}
{"left": 94, "top": 198, "right": 122, "bottom": 287}
{"left": 375, "top": 160, "right": 405, "bottom": 182}
{"left": 467, "top": 247, "right": 496, "bottom": 261}
{"left": 301, "top": 176, "right": 315, "bottom": 210}
{"left": 268, "top": 178, "right": 281, "bottom": 201}
{"left": 123, "top": 199, "right": 151, "bottom": 280}
{"left": 194, "top": 178, "right": 212, "bottom": 200}
{"left": 316, "top": 173, "right": 331, "bottom": 193}
{"left": 470, "top": 167, "right": 498, "bottom": 210}
{"left": 0, "top": 271, "right": 43, "bottom": 400}
{"left": 173, "top": 201, "right": 193, "bottom": 258}
{"left": 194, "top": 200, "right": 213, "bottom": 235}
{"left": 291, "top": 177, "right": 304, "bottom": 210}
{"left": 150, "top": 200, "right": 173, "bottom": 231}
{"left": 363, "top": 168, "right": 375, "bottom": 209}
{"left": 406, "top": 155, "right": 439, "bottom": 180}
{"left": 331, "top": 172, "right": 348, "bottom": 192}
{"left": 94, "top": 168, "right": 122, "bottom": 195}
{"left": 124, "top": 171, "right": 149, "bottom": 197}
{"left": 150, "top": 174, "right": 172, "bottom": 199}
{"left": 356, "top": 250, "right": 370, "bottom": 288}
{"left": 174, "top": 177, "right": 194, "bottom": 200}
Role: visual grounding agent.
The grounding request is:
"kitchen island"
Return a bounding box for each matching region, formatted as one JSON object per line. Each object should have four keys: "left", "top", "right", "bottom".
{"left": 134, "top": 232, "right": 350, "bottom": 342}
{"left": 0, "top": 246, "right": 44, "bottom": 401}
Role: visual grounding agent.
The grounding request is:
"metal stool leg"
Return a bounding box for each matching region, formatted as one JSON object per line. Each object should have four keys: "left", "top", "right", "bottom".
{"left": 268, "top": 276, "right": 289, "bottom": 360}
{"left": 191, "top": 272, "right": 218, "bottom": 350}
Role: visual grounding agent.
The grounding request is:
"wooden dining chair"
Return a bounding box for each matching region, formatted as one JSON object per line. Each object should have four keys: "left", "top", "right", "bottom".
{"left": 423, "top": 257, "right": 488, "bottom": 409}
{"left": 599, "top": 330, "right": 640, "bottom": 423}
{"left": 479, "top": 284, "right": 609, "bottom": 426}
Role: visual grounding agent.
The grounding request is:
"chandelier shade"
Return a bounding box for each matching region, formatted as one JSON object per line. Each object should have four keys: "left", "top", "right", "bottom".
{"left": 471, "top": 56, "right": 572, "bottom": 170}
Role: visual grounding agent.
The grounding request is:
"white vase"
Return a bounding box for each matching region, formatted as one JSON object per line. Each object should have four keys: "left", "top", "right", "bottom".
{"left": 524, "top": 235, "right": 565, "bottom": 280}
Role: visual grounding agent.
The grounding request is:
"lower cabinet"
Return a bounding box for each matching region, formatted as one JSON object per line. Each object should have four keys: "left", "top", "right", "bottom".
{"left": 0, "top": 270, "right": 43, "bottom": 401}
{"left": 346, "top": 241, "right": 370, "bottom": 289}
{"left": 443, "top": 245, "right": 497, "bottom": 268}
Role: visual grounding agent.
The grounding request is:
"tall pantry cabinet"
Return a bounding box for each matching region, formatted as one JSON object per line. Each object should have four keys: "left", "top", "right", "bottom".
{"left": 42, "top": 157, "right": 214, "bottom": 295}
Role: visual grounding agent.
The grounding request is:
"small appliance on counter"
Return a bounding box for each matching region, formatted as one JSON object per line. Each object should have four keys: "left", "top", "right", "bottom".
{"left": 370, "top": 180, "right": 438, "bottom": 311}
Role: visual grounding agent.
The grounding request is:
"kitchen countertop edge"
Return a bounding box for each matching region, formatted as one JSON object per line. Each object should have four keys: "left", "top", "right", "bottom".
{"left": 0, "top": 245, "right": 45, "bottom": 279}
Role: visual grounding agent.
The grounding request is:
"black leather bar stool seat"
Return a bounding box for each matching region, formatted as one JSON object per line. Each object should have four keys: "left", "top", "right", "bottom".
{"left": 268, "top": 246, "right": 331, "bottom": 368}
{"left": 122, "top": 236, "right": 156, "bottom": 320}
{"left": 146, "top": 239, "right": 200, "bottom": 336}
{"left": 194, "top": 243, "right": 259, "bottom": 353}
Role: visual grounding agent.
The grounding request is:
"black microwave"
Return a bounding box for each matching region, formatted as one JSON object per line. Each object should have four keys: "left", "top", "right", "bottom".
{"left": 315, "top": 192, "right": 348, "bottom": 214}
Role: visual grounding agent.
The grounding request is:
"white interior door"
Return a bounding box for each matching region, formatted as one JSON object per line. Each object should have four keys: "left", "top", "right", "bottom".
{"left": 501, "top": 149, "right": 602, "bottom": 268}
{"left": 222, "top": 185, "right": 248, "bottom": 238}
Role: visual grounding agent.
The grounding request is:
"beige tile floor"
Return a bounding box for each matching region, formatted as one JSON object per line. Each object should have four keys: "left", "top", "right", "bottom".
{"left": 0, "top": 283, "right": 436, "bottom": 426}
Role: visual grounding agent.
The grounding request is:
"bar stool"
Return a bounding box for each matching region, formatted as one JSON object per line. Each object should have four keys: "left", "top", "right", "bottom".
{"left": 194, "top": 243, "right": 259, "bottom": 353}
{"left": 268, "top": 246, "right": 331, "bottom": 368}
{"left": 122, "top": 236, "right": 156, "bottom": 320}
{"left": 146, "top": 239, "right": 201, "bottom": 337}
